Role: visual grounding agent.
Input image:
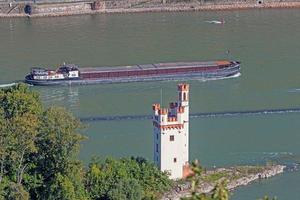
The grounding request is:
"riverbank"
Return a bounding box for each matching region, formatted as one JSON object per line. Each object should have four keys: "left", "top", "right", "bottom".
{"left": 1, "top": 0, "right": 300, "bottom": 18}
{"left": 162, "top": 164, "right": 286, "bottom": 200}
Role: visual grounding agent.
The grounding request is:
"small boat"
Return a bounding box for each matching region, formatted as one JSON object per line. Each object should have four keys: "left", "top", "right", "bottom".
{"left": 205, "top": 19, "right": 225, "bottom": 24}
{"left": 24, "top": 60, "right": 241, "bottom": 86}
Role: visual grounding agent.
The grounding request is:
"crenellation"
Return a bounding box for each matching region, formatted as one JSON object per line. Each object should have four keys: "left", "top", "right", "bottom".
{"left": 153, "top": 83, "right": 190, "bottom": 179}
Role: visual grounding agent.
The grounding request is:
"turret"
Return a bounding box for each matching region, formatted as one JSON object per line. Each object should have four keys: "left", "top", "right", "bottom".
{"left": 152, "top": 103, "right": 160, "bottom": 116}
{"left": 152, "top": 83, "right": 190, "bottom": 179}
{"left": 178, "top": 83, "right": 189, "bottom": 107}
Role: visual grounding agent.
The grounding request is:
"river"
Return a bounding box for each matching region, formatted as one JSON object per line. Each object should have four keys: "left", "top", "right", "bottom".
{"left": 1, "top": 8, "right": 300, "bottom": 199}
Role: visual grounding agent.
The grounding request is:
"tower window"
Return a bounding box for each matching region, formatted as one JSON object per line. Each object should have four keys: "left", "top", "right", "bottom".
{"left": 173, "top": 158, "right": 177, "bottom": 163}
{"left": 156, "top": 144, "right": 159, "bottom": 153}
{"left": 156, "top": 133, "right": 159, "bottom": 140}
{"left": 170, "top": 135, "right": 174, "bottom": 141}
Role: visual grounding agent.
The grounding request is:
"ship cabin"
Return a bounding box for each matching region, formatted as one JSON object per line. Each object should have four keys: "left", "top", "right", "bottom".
{"left": 29, "top": 64, "right": 80, "bottom": 80}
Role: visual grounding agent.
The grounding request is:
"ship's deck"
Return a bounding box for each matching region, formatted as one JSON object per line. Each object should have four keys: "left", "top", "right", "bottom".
{"left": 79, "top": 61, "right": 231, "bottom": 73}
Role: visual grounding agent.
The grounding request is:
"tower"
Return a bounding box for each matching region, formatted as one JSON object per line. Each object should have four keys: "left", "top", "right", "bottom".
{"left": 152, "top": 83, "right": 190, "bottom": 179}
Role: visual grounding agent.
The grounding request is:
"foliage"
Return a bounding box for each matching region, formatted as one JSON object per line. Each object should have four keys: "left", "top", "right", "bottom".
{"left": 107, "top": 178, "right": 142, "bottom": 200}
{"left": 32, "top": 106, "right": 87, "bottom": 199}
{"left": 201, "top": 172, "right": 229, "bottom": 183}
{"left": 181, "top": 162, "right": 277, "bottom": 200}
{"left": 211, "top": 180, "right": 229, "bottom": 200}
{"left": 259, "top": 196, "right": 277, "bottom": 200}
{"left": 0, "top": 84, "right": 88, "bottom": 200}
{"left": 85, "top": 156, "right": 173, "bottom": 200}
{"left": 0, "top": 84, "right": 172, "bottom": 200}
{"left": 181, "top": 160, "right": 229, "bottom": 200}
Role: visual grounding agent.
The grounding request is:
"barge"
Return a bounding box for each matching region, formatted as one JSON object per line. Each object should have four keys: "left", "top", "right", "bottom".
{"left": 24, "top": 60, "right": 240, "bottom": 86}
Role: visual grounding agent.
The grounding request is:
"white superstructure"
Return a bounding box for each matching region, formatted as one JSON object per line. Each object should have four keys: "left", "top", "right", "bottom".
{"left": 30, "top": 64, "right": 79, "bottom": 81}
{"left": 152, "top": 83, "right": 190, "bottom": 179}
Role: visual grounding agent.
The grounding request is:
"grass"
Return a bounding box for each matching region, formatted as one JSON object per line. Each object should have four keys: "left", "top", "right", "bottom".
{"left": 201, "top": 171, "right": 230, "bottom": 183}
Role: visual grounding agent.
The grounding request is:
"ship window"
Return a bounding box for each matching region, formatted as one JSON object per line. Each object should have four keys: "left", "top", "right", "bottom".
{"left": 173, "top": 158, "right": 177, "bottom": 163}
{"left": 170, "top": 135, "right": 174, "bottom": 141}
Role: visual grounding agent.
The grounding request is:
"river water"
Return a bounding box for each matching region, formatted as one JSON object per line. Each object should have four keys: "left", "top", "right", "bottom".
{"left": 1, "top": 9, "right": 300, "bottom": 199}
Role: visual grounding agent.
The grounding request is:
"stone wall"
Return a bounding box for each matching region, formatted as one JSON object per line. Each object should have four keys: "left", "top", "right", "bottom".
{"left": 1, "top": 0, "right": 300, "bottom": 17}
{"left": 0, "top": 2, "right": 27, "bottom": 14}
{"left": 0, "top": 1, "right": 92, "bottom": 14}
{"left": 33, "top": 2, "right": 91, "bottom": 14}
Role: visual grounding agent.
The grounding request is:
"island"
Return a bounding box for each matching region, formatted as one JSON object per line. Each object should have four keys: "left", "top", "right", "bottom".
{"left": 162, "top": 164, "right": 285, "bottom": 200}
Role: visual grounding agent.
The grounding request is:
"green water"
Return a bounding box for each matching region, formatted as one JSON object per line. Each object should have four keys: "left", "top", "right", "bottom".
{"left": 1, "top": 9, "right": 300, "bottom": 199}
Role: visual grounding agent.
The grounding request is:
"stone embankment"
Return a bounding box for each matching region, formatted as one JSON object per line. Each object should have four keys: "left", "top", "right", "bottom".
{"left": 162, "top": 165, "right": 286, "bottom": 200}
{"left": 0, "top": 0, "right": 300, "bottom": 18}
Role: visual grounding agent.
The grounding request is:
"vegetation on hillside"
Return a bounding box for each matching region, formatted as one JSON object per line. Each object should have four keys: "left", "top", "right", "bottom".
{"left": 0, "top": 84, "right": 172, "bottom": 200}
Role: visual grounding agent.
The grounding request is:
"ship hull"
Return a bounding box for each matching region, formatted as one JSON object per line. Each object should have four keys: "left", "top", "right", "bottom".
{"left": 25, "top": 63, "right": 240, "bottom": 86}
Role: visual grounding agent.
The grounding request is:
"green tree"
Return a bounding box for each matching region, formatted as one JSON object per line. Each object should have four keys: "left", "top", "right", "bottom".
{"left": 0, "top": 83, "right": 42, "bottom": 119}
{"left": 0, "top": 84, "right": 42, "bottom": 198}
{"left": 7, "top": 182, "right": 29, "bottom": 200}
{"left": 0, "top": 84, "right": 88, "bottom": 200}
{"left": 181, "top": 160, "right": 229, "bottom": 200}
{"left": 211, "top": 180, "right": 229, "bottom": 200}
{"left": 107, "top": 178, "right": 142, "bottom": 200}
{"left": 31, "top": 107, "right": 88, "bottom": 200}
{"left": 85, "top": 157, "right": 172, "bottom": 200}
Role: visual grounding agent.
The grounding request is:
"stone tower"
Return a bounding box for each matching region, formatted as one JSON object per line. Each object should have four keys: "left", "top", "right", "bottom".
{"left": 152, "top": 83, "right": 190, "bottom": 179}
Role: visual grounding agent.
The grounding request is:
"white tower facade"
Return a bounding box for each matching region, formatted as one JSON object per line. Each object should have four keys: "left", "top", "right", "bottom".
{"left": 152, "top": 83, "right": 190, "bottom": 179}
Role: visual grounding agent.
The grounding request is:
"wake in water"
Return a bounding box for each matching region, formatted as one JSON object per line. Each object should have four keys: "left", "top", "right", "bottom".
{"left": 200, "top": 72, "right": 241, "bottom": 83}
{"left": 0, "top": 82, "right": 17, "bottom": 88}
{"left": 288, "top": 88, "right": 300, "bottom": 93}
{"left": 80, "top": 107, "right": 300, "bottom": 122}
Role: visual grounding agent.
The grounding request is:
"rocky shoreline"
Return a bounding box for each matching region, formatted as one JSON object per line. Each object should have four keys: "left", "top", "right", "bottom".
{"left": 0, "top": 1, "right": 300, "bottom": 18}
{"left": 162, "top": 165, "right": 286, "bottom": 200}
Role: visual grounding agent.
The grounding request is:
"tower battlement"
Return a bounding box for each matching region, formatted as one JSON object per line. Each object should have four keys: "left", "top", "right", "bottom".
{"left": 152, "top": 83, "right": 190, "bottom": 179}
{"left": 178, "top": 83, "right": 189, "bottom": 91}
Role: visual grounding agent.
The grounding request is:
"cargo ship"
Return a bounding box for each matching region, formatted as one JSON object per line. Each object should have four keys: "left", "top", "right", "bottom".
{"left": 24, "top": 60, "right": 240, "bottom": 86}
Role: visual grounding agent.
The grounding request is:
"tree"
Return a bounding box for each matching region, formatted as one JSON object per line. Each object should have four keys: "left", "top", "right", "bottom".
{"left": 85, "top": 157, "right": 172, "bottom": 200}
{"left": 0, "top": 84, "right": 42, "bottom": 198}
{"left": 31, "top": 107, "right": 88, "bottom": 200}
{"left": 107, "top": 178, "right": 142, "bottom": 200}
{"left": 6, "top": 182, "right": 29, "bottom": 200}
{"left": 0, "top": 84, "right": 42, "bottom": 119}
{"left": 211, "top": 180, "right": 229, "bottom": 200}
{"left": 181, "top": 160, "right": 229, "bottom": 200}
{"left": 0, "top": 84, "right": 88, "bottom": 200}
